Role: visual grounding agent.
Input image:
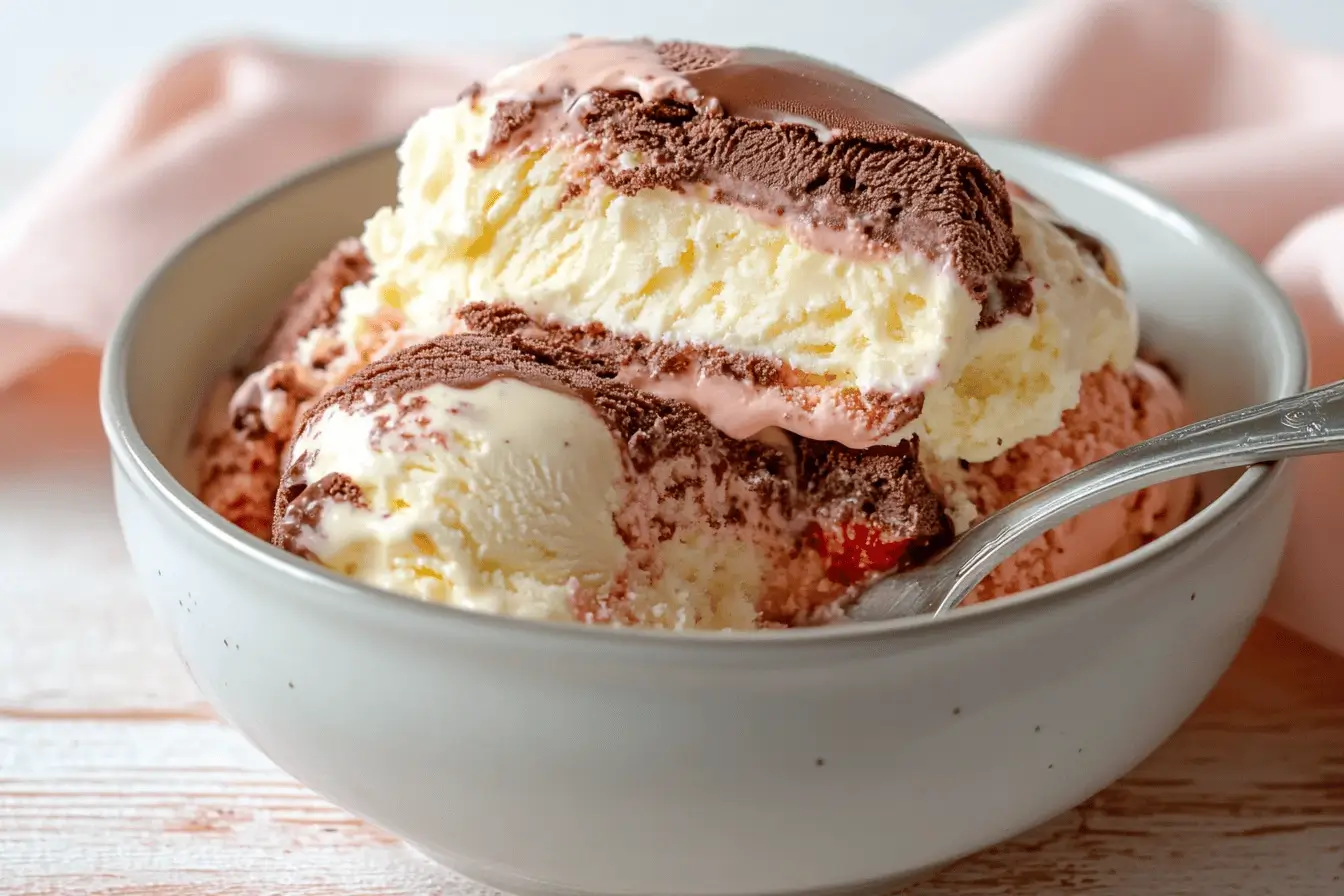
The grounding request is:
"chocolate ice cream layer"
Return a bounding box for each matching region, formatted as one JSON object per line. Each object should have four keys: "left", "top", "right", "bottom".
{"left": 453, "top": 302, "right": 925, "bottom": 444}
{"left": 468, "top": 38, "right": 1030, "bottom": 321}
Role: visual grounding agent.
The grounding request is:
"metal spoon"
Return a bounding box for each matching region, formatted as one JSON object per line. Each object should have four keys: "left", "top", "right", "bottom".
{"left": 847, "top": 378, "right": 1344, "bottom": 623}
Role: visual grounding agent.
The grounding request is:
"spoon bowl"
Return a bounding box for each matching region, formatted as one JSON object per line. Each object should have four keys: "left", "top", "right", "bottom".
{"left": 851, "top": 379, "right": 1344, "bottom": 622}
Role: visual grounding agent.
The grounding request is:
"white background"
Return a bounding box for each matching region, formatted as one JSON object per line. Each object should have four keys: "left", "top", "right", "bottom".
{"left": 3, "top": 0, "right": 1344, "bottom": 208}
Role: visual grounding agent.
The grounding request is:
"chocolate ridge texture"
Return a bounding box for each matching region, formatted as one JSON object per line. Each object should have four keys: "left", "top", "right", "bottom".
{"left": 453, "top": 302, "right": 926, "bottom": 439}
{"left": 472, "top": 38, "right": 1030, "bottom": 319}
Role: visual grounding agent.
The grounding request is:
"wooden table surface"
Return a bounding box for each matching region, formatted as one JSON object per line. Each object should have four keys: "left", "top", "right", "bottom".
{"left": 3, "top": 353, "right": 1343, "bottom": 895}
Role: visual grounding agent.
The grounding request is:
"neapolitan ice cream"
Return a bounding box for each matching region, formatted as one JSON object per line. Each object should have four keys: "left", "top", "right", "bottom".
{"left": 194, "top": 38, "right": 1195, "bottom": 630}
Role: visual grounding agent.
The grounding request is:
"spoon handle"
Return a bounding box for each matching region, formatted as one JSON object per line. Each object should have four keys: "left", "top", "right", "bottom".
{"left": 931, "top": 378, "right": 1344, "bottom": 614}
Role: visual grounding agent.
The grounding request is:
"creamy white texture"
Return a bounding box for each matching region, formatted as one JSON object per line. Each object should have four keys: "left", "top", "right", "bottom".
{"left": 291, "top": 379, "right": 629, "bottom": 621}
{"left": 906, "top": 196, "right": 1138, "bottom": 461}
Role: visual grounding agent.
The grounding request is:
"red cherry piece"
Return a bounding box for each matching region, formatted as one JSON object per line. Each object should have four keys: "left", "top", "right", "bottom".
{"left": 805, "top": 522, "right": 911, "bottom": 586}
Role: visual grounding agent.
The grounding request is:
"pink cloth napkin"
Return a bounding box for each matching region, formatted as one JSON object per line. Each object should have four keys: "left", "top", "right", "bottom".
{"left": 2, "top": 0, "right": 1341, "bottom": 654}
{"left": 0, "top": 40, "right": 499, "bottom": 385}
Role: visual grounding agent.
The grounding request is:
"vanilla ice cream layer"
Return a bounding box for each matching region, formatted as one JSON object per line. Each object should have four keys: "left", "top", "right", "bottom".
{"left": 341, "top": 101, "right": 981, "bottom": 410}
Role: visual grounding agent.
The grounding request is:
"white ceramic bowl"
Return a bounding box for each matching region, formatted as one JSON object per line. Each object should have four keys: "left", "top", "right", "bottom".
{"left": 101, "top": 137, "right": 1305, "bottom": 896}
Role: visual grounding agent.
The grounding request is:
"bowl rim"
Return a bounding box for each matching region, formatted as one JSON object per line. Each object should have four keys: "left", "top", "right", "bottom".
{"left": 99, "top": 134, "right": 1309, "bottom": 648}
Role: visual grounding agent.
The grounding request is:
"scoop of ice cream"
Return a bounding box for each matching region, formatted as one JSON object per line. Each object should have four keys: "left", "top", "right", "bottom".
{"left": 279, "top": 378, "right": 641, "bottom": 618}
{"left": 272, "top": 333, "right": 951, "bottom": 629}
{"left": 328, "top": 37, "right": 1134, "bottom": 453}
{"left": 928, "top": 361, "right": 1196, "bottom": 603}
